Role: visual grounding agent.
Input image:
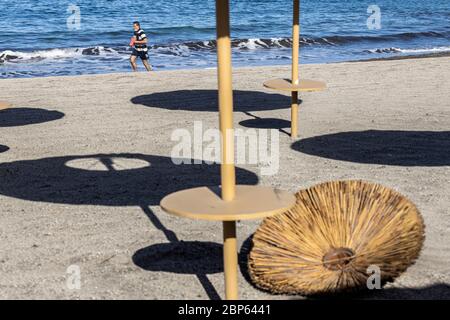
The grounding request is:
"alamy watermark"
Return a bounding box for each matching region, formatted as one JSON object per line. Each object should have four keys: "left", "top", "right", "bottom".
{"left": 170, "top": 121, "right": 280, "bottom": 176}
{"left": 67, "top": 4, "right": 81, "bottom": 31}
{"left": 366, "top": 264, "right": 382, "bottom": 290}
{"left": 367, "top": 5, "right": 381, "bottom": 30}
{"left": 66, "top": 264, "right": 81, "bottom": 290}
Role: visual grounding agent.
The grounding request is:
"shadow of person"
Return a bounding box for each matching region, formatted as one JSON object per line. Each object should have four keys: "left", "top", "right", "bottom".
{"left": 0, "top": 145, "right": 9, "bottom": 153}
{"left": 131, "top": 90, "right": 290, "bottom": 112}
{"left": 291, "top": 130, "right": 450, "bottom": 167}
{"left": 0, "top": 153, "right": 259, "bottom": 300}
{"left": 0, "top": 108, "right": 64, "bottom": 127}
{"left": 0, "top": 153, "right": 258, "bottom": 206}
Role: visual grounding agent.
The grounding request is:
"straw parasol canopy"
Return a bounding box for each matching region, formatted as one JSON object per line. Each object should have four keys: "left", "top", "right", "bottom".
{"left": 248, "top": 180, "right": 425, "bottom": 295}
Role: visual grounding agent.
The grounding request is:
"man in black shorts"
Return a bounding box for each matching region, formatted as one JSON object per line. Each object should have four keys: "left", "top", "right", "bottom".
{"left": 130, "top": 21, "right": 152, "bottom": 72}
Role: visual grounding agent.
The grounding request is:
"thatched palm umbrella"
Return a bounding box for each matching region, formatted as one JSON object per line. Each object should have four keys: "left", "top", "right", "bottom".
{"left": 160, "top": 0, "right": 296, "bottom": 300}
{"left": 264, "top": 0, "right": 326, "bottom": 139}
{"left": 248, "top": 180, "right": 425, "bottom": 295}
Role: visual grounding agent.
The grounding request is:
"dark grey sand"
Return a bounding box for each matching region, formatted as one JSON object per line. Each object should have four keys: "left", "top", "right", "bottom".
{"left": 0, "top": 57, "right": 449, "bottom": 299}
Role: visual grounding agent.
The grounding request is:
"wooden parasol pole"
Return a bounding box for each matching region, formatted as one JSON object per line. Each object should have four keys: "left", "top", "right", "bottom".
{"left": 291, "top": 0, "right": 300, "bottom": 139}
{"left": 216, "top": 0, "right": 238, "bottom": 300}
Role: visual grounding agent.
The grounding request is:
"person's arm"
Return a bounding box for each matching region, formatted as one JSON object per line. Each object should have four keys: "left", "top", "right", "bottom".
{"left": 129, "top": 35, "right": 136, "bottom": 47}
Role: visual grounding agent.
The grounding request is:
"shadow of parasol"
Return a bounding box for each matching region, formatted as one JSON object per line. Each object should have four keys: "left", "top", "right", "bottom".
{"left": 0, "top": 153, "right": 259, "bottom": 299}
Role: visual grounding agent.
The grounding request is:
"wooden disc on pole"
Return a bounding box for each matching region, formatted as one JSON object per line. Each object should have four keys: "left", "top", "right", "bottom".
{"left": 0, "top": 101, "right": 11, "bottom": 110}
{"left": 264, "top": 78, "right": 326, "bottom": 92}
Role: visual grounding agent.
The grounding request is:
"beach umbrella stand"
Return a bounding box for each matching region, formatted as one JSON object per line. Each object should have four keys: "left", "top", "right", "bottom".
{"left": 263, "top": 0, "right": 326, "bottom": 139}
{"left": 160, "top": 0, "right": 296, "bottom": 300}
{"left": 0, "top": 101, "right": 11, "bottom": 110}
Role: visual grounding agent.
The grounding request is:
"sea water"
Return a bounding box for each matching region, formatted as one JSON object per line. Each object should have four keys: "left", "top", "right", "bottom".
{"left": 0, "top": 0, "right": 448, "bottom": 78}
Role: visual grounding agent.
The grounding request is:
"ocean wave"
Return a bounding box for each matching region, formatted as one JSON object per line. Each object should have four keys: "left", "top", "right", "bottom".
{"left": 1, "top": 30, "right": 449, "bottom": 64}
{"left": 0, "top": 38, "right": 294, "bottom": 63}
{"left": 322, "top": 31, "right": 449, "bottom": 45}
{"left": 0, "top": 46, "right": 120, "bottom": 64}
{"left": 151, "top": 25, "right": 217, "bottom": 35}
{"left": 365, "top": 46, "right": 450, "bottom": 54}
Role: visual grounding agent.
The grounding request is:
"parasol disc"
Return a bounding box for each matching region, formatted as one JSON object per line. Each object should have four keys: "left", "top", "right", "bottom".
{"left": 264, "top": 78, "right": 326, "bottom": 92}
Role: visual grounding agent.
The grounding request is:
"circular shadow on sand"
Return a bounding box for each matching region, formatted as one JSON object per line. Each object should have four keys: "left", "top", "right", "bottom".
{"left": 131, "top": 90, "right": 290, "bottom": 112}
{"left": 239, "top": 118, "right": 291, "bottom": 130}
{"left": 0, "top": 145, "right": 9, "bottom": 153}
{"left": 0, "top": 108, "right": 64, "bottom": 127}
{"left": 292, "top": 130, "right": 450, "bottom": 167}
{"left": 133, "top": 241, "right": 223, "bottom": 275}
{"left": 0, "top": 153, "right": 258, "bottom": 206}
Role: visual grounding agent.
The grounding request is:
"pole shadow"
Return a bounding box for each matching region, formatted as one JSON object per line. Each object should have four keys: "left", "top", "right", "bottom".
{"left": 0, "top": 108, "right": 64, "bottom": 127}
{"left": 0, "top": 153, "right": 259, "bottom": 300}
{"left": 133, "top": 205, "right": 223, "bottom": 300}
{"left": 291, "top": 130, "right": 450, "bottom": 166}
{"left": 0, "top": 145, "right": 9, "bottom": 153}
{"left": 131, "top": 90, "right": 290, "bottom": 112}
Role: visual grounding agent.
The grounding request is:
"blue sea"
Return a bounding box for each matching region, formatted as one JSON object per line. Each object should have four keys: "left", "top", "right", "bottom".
{"left": 0, "top": 0, "right": 449, "bottom": 78}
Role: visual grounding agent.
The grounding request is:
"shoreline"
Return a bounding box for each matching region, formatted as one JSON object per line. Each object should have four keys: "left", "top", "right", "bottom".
{"left": 348, "top": 51, "right": 450, "bottom": 63}
{"left": 1, "top": 53, "right": 449, "bottom": 81}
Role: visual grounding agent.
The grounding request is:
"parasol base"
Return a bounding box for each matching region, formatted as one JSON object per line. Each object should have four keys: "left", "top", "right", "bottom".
{"left": 264, "top": 78, "right": 326, "bottom": 92}
{"left": 160, "top": 184, "right": 295, "bottom": 300}
{"left": 160, "top": 185, "right": 295, "bottom": 222}
{"left": 0, "top": 101, "right": 11, "bottom": 110}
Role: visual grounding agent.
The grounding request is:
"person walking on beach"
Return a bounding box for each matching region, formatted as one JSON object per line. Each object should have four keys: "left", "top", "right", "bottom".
{"left": 130, "top": 21, "right": 152, "bottom": 72}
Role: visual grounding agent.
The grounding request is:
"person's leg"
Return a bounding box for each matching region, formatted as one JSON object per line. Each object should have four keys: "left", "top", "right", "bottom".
{"left": 130, "top": 55, "right": 138, "bottom": 71}
{"left": 141, "top": 52, "right": 152, "bottom": 72}
{"left": 142, "top": 59, "right": 152, "bottom": 72}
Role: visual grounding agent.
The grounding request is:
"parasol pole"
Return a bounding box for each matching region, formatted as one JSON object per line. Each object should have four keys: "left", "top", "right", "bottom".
{"left": 216, "top": 0, "right": 238, "bottom": 300}
{"left": 161, "top": 0, "right": 296, "bottom": 301}
{"left": 291, "top": 0, "right": 300, "bottom": 139}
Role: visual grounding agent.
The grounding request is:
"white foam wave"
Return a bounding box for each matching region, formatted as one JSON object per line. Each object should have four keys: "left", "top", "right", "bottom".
{"left": 0, "top": 46, "right": 120, "bottom": 64}
{"left": 367, "top": 46, "right": 450, "bottom": 54}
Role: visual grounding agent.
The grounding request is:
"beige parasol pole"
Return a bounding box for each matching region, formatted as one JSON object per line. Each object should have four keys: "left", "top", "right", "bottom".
{"left": 263, "top": 0, "right": 326, "bottom": 139}
{"left": 160, "top": 0, "right": 296, "bottom": 300}
{"left": 216, "top": 0, "right": 238, "bottom": 300}
{"left": 291, "top": 0, "right": 300, "bottom": 138}
{"left": 216, "top": 0, "right": 236, "bottom": 202}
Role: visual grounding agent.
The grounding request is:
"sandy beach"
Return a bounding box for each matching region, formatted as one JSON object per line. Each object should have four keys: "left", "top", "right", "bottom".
{"left": 0, "top": 56, "right": 449, "bottom": 299}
